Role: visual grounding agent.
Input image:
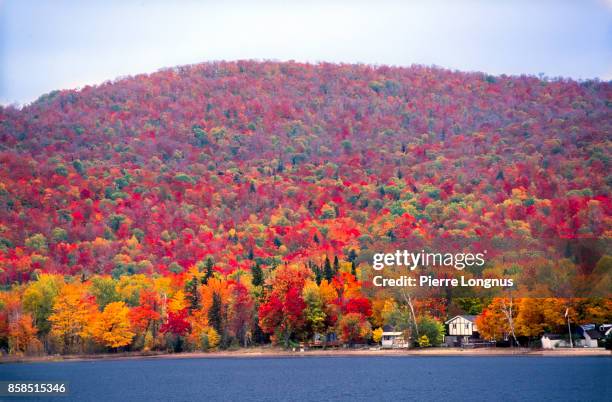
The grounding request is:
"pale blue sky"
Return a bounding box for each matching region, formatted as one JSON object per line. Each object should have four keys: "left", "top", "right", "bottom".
{"left": 1, "top": 0, "right": 611, "bottom": 105}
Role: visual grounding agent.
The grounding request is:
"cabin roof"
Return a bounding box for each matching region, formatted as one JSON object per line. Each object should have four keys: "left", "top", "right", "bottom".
{"left": 542, "top": 333, "right": 585, "bottom": 340}
{"left": 542, "top": 333, "right": 563, "bottom": 340}
{"left": 585, "top": 329, "right": 604, "bottom": 339}
{"left": 445, "top": 315, "right": 478, "bottom": 324}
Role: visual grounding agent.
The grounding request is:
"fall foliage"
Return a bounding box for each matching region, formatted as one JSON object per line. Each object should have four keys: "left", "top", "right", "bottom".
{"left": 0, "top": 61, "right": 609, "bottom": 355}
{"left": 89, "top": 301, "right": 134, "bottom": 349}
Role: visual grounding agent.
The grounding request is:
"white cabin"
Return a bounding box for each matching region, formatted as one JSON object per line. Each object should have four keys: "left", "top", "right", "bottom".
{"left": 381, "top": 332, "right": 409, "bottom": 348}
{"left": 444, "top": 315, "right": 479, "bottom": 346}
{"left": 542, "top": 324, "right": 609, "bottom": 349}
{"left": 445, "top": 315, "right": 478, "bottom": 336}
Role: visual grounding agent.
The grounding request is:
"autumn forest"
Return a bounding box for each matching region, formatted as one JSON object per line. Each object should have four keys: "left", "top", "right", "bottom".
{"left": 0, "top": 61, "right": 610, "bottom": 355}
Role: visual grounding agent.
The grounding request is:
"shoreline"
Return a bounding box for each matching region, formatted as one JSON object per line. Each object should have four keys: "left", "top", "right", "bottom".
{"left": 2, "top": 347, "right": 609, "bottom": 364}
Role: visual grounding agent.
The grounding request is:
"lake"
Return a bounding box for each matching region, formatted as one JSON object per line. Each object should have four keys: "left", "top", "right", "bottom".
{"left": 0, "top": 356, "right": 610, "bottom": 401}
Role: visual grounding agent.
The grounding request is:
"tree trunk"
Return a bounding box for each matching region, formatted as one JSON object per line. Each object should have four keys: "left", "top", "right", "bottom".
{"left": 501, "top": 298, "right": 520, "bottom": 347}
{"left": 400, "top": 289, "right": 419, "bottom": 338}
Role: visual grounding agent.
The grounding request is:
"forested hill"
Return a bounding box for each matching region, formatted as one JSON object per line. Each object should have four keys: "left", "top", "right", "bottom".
{"left": 0, "top": 61, "right": 610, "bottom": 283}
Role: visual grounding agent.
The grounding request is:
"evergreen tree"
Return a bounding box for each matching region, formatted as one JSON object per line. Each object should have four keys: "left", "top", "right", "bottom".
{"left": 307, "top": 260, "right": 322, "bottom": 285}
{"left": 251, "top": 316, "right": 269, "bottom": 345}
{"left": 351, "top": 261, "right": 357, "bottom": 277}
{"left": 324, "top": 256, "right": 333, "bottom": 281}
{"left": 347, "top": 249, "right": 358, "bottom": 263}
{"left": 252, "top": 262, "right": 264, "bottom": 287}
{"left": 202, "top": 257, "right": 214, "bottom": 285}
{"left": 333, "top": 255, "right": 340, "bottom": 274}
{"left": 314, "top": 264, "right": 322, "bottom": 285}
{"left": 184, "top": 276, "right": 200, "bottom": 312}
{"left": 208, "top": 292, "right": 223, "bottom": 334}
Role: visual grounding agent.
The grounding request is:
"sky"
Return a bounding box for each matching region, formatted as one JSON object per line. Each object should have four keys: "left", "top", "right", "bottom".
{"left": 1, "top": 0, "right": 611, "bottom": 106}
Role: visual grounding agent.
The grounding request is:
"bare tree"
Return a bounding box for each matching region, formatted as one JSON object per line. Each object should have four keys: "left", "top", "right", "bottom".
{"left": 500, "top": 297, "right": 520, "bottom": 347}
{"left": 400, "top": 288, "right": 419, "bottom": 338}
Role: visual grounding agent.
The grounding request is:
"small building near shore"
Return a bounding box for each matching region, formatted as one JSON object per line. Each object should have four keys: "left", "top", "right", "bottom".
{"left": 541, "top": 324, "right": 612, "bottom": 349}
{"left": 542, "top": 334, "right": 569, "bottom": 349}
{"left": 444, "top": 315, "right": 479, "bottom": 346}
{"left": 577, "top": 324, "right": 605, "bottom": 347}
{"left": 543, "top": 324, "right": 609, "bottom": 349}
{"left": 381, "top": 331, "right": 409, "bottom": 348}
{"left": 312, "top": 332, "right": 339, "bottom": 347}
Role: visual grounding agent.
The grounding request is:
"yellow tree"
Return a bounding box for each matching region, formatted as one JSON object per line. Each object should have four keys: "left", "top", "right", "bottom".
{"left": 577, "top": 298, "right": 612, "bottom": 323}
{"left": 515, "top": 298, "right": 565, "bottom": 338}
{"left": 48, "top": 283, "right": 96, "bottom": 353}
{"left": 370, "top": 297, "right": 393, "bottom": 328}
{"left": 22, "top": 274, "right": 63, "bottom": 334}
{"left": 200, "top": 327, "right": 220, "bottom": 350}
{"left": 514, "top": 298, "right": 545, "bottom": 338}
{"left": 90, "top": 301, "right": 134, "bottom": 349}
{"left": 168, "top": 290, "right": 188, "bottom": 313}
{"left": 188, "top": 308, "right": 210, "bottom": 348}
{"left": 318, "top": 279, "right": 339, "bottom": 336}
{"left": 318, "top": 279, "right": 338, "bottom": 305}
{"left": 372, "top": 327, "right": 384, "bottom": 344}
{"left": 302, "top": 280, "right": 326, "bottom": 336}
{"left": 540, "top": 298, "right": 566, "bottom": 330}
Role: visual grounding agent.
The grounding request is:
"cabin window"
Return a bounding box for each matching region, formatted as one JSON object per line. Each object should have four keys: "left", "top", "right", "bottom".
{"left": 452, "top": 324, "right": 457, "bottom": 329}
{"left": 465, "top": 324, "right": 470, "bottom": 329}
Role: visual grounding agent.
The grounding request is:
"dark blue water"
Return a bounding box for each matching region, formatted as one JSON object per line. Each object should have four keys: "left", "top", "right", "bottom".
{"left": 0, "top": 356, "right": 610, "bottom": 401}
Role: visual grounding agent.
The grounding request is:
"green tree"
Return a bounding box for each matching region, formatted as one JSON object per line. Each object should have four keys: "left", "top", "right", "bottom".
{"left": 90, "top": 276, "right": 120, "bottom": 310}
{"left": 208, "top": 292, "right": 224, "bottom": 335}
{"left": 314, "top": 265, "right": 322, "bottom": 285}
{"left": 323, "top": 256, "right": 333, "bottom": 282}
{"left": 302, "top": 282, "right": 326, "bottom": 337}
{"left": 203, "top": 257, "right": 215, "bottom": 285}
{"left": 25, "top": 234, "right": 47, "bottom": 252}
{"left": 184, "top": 276, "right": 200, "bottom": 312}
{"left": 417, "top": 316, "right": 445, "bottom": 346}
{"left": 108, "top": 214, "right": 127, "bottom": 232}
{"left": 51, "top": 228, "right": 68, "bottom": 243}
{"left": 22, "top": 274, "right": 62, "bottom": 334}
{"left": 347, "top": 249, "right": 358, "bottom": 263}
{"left": 454, "top": 298, "right": 484, "bottom": 315}
{"left": 72, "top": 159, "right": 85, "bottom": 176}
{"left": 251, "top": 262, "right": 264, "bottom": 287}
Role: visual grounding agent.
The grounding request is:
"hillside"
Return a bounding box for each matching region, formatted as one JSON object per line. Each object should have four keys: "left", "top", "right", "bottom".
{"left": 1, "top": 61, "right": 611, "bottom": 354}
{"left": 0, "top": 61, "right": 609, "bottom": 283}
